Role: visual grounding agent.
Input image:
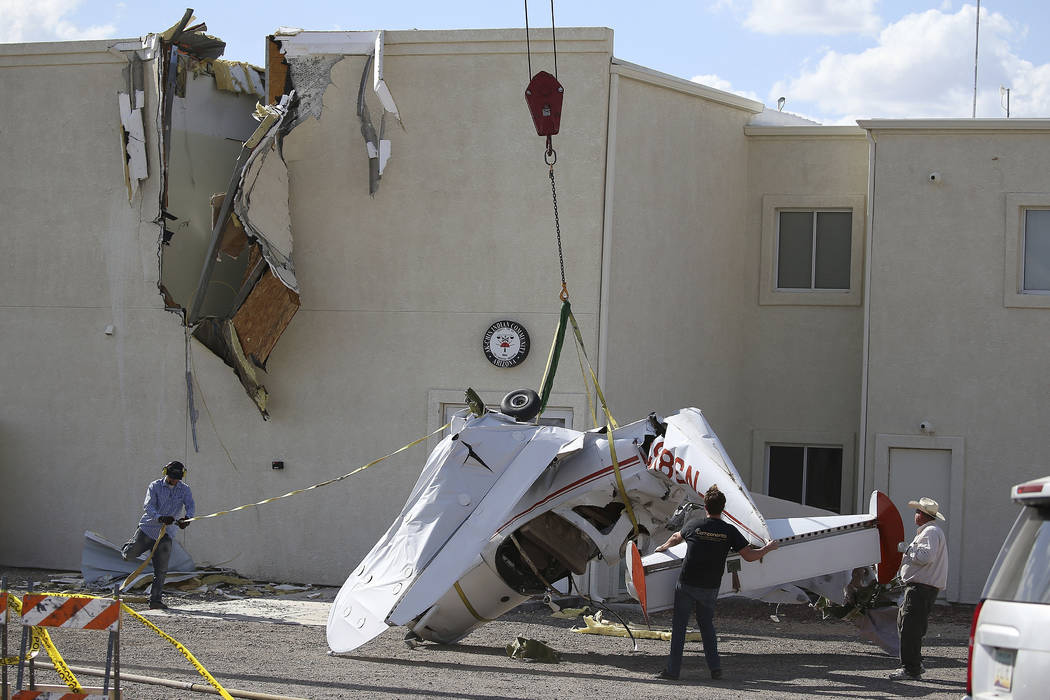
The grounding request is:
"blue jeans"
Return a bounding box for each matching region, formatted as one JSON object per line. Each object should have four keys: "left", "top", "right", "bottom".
{"left": 664, "top": 582, "right": 720, "bottom": 676}
{"left": 122, "top": 529, "right": 172, "bottom": 605}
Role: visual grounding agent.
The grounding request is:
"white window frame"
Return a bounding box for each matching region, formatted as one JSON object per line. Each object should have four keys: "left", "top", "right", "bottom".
{"left": 1004, "top": 194, "right": 1050, "bottom": 308}
{"left": 760, "top": 194, "right": 866, "bottom": 306}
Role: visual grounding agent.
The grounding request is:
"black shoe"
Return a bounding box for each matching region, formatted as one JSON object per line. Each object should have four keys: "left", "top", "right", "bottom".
{"left": 711, "top": 669, "right": 723, "bottom": 680}
{"left": 148, "top": 601, "right": 168, "bottom": 610}
{"left": 654, "top": 670, "right": 679, "bottom": 680}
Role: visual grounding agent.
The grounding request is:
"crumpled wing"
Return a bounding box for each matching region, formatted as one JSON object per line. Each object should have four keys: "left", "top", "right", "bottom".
{"left": 327, "top": 413, "right": 580, "bottom": 653}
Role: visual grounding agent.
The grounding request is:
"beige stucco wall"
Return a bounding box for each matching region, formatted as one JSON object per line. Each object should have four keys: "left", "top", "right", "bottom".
{"left": 743, "top": 130, "right": 869, "bottom": 509}
{"left": 0, "top": 41, "right": 189, "bottom": 569}
{"left": 600, "top": 66, "right": 759, "bottom": 468}
{"left": 861, "top": 123, "right": 1050, "bottom": 602}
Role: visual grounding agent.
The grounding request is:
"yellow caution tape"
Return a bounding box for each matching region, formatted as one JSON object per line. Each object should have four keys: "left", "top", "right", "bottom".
{"left": 572, "top": 614, "right": 700, "bottom": 642}
{"left": 23, "top": 592, "right": 233, "bottom": 700}
{"left": 185, "top": 422, "right": 449, "bottom": 524}
{"left": 121, "top": 603, "right": 234, "bottom": 700}
{"left": 2, "top": 594, "right": 81, "bottom": 691}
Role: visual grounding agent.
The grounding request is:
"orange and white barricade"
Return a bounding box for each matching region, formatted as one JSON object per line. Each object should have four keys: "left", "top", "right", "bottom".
{"left": 6, "top": 586, "right": 123, "bottom": 700}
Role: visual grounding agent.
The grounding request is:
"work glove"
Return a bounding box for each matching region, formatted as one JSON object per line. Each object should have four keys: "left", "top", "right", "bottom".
{"left": 177, "top": 518, "right": 190, "bottom": 529}
{"left": 159, "top": 515, "right": 175, "bottom": 525}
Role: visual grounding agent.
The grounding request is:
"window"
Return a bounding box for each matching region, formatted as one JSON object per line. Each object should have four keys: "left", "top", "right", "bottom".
{"left": 1023, "top": 209, "right": 1050, "bottom": 293}
{"left": 777, "top": 211, "right": 852, "bottom": 290}
{"left": 760, "top": 194, "right": 865, "bottom": 306}
{"left": 767, "top": 444, "right": 843, "bottom": 513}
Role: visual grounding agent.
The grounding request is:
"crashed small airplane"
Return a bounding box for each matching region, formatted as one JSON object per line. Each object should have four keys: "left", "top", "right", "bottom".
{"left": 327, "top": 391, "right": 904, "bottom": 653}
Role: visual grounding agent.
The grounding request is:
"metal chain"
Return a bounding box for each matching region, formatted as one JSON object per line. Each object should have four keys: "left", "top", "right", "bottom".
{"left": 547, "top": 152, "right": 568, "bottom": 301}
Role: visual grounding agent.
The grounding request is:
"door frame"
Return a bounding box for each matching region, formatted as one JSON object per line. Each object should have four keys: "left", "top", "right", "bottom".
{"left": 874, "top": 433, "right": 965, "bottom": 601}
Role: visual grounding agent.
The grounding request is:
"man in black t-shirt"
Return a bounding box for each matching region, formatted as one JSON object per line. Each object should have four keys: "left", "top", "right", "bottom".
{"left": 654, "top": 485, "right": 779, "bottom": 680}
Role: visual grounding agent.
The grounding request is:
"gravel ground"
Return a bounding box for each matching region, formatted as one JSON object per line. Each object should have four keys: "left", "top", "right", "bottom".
{"left": 2, "top": 567, "right": 972, "bottom": 699}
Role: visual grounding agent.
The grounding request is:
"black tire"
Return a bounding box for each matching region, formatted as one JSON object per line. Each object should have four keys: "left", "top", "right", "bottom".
{"left": 501, "top": 388, "right": 542, "bottom": 422}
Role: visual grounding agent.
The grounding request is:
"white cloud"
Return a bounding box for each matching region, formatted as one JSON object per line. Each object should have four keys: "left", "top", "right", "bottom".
{"left": 1, "top": 0, "right": 116, "bottom": 43}
{"left": 770, "top": 5, "right": 1050, "bottom": 121}
{"left": 744, "top": 0, "right": 881, "bottom": 36}
{"left": 691, "top": 73, "right": 761, "bottom": 101}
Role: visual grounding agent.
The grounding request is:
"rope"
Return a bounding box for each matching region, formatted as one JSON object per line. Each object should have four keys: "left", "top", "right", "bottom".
{"left": 184, "top": 423, "right": 449, "bottom": 524}
{"left": 524, "top": 0, "right": 532, "bottom": 78}
{"left": 523, "top": 0, "right": 559, "bottom": 79}
{"left": 550, "top": 0, "right": 558, "bottom": 79}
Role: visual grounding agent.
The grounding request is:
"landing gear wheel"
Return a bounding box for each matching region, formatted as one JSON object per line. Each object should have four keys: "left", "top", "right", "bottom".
{"left": 501, "top": 388, "right": 542, "bottom": 422}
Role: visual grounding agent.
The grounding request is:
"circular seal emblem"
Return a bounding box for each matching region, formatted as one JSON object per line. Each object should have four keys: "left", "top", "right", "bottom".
{"left": 483, "top": 320, "right": 530, "bottom": 368}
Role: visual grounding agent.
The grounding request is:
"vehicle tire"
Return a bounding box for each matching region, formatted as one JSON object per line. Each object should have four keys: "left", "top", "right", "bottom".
{"left": 501, "top": 388, "right": 542, "bottom": 422}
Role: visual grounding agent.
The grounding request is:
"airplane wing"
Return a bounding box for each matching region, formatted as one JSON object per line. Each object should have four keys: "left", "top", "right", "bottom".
{"left": 327, "top": 412, "right": 581, "bottom": 653}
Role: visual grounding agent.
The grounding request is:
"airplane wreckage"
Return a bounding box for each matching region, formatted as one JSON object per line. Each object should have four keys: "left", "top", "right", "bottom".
{"left": 327, "top": 392, "right": 905, "bottom": 653}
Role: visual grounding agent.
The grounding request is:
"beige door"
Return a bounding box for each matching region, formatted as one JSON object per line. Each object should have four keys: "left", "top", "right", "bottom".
{"left": 887, "top": 447, "right": 952, "bottom": 598}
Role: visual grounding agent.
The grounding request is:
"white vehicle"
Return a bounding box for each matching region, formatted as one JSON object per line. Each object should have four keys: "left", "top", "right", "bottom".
{"left": 327, "top": 391, "right": 904, "bottom": 653}
{"left": 965, "top": 476, "right": 1050, "bottom": 699}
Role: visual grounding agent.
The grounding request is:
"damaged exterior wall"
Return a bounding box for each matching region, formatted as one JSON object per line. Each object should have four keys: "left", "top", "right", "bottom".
{"left": 0, "top": 29, "right": 607, "bottom": 585}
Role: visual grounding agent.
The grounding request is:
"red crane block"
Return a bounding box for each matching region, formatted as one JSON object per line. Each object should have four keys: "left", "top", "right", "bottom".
{"left": 525, "top": 71, "right": 564, "bottom": 137}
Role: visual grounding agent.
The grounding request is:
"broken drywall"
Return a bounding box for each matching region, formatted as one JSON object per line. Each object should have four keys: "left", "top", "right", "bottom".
{"left": 272, "top": 29, "right": 402, "bottom": 195}
{"left": 132, "top": 16, "right": 409, "bottom": 417}
{"left": 284, "top": 54, "right": 343, "bottom": 124}
{"left": 118, "top": 90, "right": 149, "bottom": 199}
{"left": 233, "top": 98, "right": 297, "bottom": 291}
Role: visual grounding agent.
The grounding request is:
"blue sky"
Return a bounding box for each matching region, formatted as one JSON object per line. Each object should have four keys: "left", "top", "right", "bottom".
{"left": 4, "top": 1, "right": 1049, "bottom": 124}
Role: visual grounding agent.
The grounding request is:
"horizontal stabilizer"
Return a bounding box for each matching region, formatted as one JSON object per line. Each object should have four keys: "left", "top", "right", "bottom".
{"left": 630, "top": 494, "right": 897, "bottom": 613}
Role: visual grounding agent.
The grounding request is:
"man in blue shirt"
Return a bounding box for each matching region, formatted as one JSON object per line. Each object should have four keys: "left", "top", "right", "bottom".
{"left": 654, "top": 485, "right": 779, "bottom": 681}
{"left": 121, "top": 460, "right": 195, "bottom": 609}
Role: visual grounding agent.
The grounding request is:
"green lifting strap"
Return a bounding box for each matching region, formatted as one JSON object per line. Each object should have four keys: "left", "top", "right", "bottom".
{"left": 538, "top": 299, "right": 571, "bottom": 414}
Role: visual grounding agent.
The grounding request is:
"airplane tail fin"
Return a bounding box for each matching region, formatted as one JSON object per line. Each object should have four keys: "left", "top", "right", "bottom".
{"left": 871, "top": 490, "right": 904, "bottom": 584}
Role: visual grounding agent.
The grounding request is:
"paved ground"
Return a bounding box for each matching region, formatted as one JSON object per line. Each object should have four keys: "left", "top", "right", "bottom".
{"left": 1, "top": 567, "right": 972, "bottom": 699}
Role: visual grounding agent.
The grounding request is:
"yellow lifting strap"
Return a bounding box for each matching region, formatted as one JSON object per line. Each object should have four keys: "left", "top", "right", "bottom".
{"left": 539, "top": 300, "right": 638, "bottom": 538}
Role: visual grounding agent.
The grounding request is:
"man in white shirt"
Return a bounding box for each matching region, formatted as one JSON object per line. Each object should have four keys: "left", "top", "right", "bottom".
{"left": 889, "top": 496, "right": 948, "bottom": 680}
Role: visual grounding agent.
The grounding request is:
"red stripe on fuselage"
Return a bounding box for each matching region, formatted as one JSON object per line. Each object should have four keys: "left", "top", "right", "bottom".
{"left": 496, "top": 455, "right": 640, "bottom": 533}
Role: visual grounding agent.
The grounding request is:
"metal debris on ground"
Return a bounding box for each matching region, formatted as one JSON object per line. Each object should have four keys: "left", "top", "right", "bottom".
{"left": 505, "top": 637, "right": 561, "bottom": 663}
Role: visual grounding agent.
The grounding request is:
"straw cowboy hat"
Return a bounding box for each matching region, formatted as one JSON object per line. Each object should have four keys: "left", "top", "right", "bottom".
{"left": 908, "top": 497, "right": 946, "bottom": 521}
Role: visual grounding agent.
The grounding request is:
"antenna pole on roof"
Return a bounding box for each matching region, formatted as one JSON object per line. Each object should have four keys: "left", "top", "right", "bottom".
{"left": 972, "top": 0, "right": 980, "bottom": 118}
